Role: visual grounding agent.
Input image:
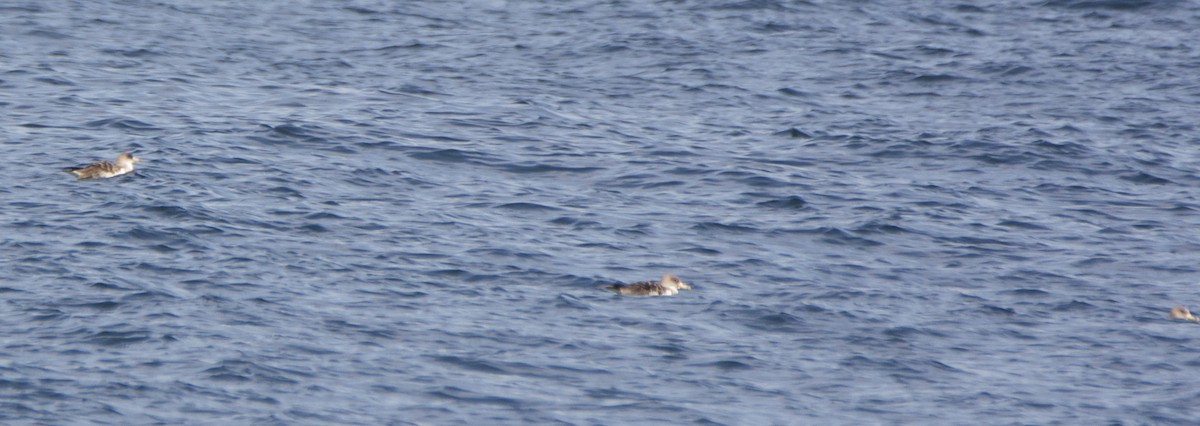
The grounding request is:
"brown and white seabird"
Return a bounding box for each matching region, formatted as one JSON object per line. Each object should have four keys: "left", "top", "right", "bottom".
{"left": 64, "top": 152, "right": 140, "bottom": 179}
{"left": 607, "top": 274, "right": 692, "bottom": 296}
{"left": 1170, "top": 305, "right": 1198, "bottom": 323}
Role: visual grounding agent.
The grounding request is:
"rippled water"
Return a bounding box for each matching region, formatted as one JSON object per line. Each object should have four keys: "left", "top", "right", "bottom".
{"left": 3, "top": 0, "right": 1200, "bottom": 424}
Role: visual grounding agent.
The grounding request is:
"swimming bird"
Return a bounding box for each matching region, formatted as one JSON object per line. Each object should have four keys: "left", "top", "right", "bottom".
{"left": 607, "top": 274, "right": 692, "bottom": 296}
{"left": 1170, "top": 305, "right": 1198, "bottom": 323}
{"left": 64, "top": 152, "right": 140, "bottom": 179}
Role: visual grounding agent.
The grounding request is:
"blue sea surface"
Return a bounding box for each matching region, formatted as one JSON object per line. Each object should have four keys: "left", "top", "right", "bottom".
{"left": 2, "top": 0, "right": 1200, "bottom": 424}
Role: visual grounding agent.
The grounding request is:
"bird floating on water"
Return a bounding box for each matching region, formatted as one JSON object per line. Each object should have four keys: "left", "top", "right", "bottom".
{"left": 64, "top": 152, "right": 140, "bottom": 179}
{"left": 607, "top": 274, "right": 692, "bottom": 296}
{"left": 1170, "top": 305, "right": 1198, "bottom": 323}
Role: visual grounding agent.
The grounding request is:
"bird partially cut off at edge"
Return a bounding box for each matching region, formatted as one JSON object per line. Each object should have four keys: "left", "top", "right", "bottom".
{"left": 1170, "top": 305, "right": 1198, "bottom": 323}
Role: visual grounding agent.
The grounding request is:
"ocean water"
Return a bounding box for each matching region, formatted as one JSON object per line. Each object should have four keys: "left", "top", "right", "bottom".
{"left": 2, "top": 0, "right": 1200, "bottom": 424}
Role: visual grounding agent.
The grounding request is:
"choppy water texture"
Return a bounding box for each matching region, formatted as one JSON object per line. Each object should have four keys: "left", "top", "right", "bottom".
{"left": 2, "top": 0, "right": 1200, "bottom": 424}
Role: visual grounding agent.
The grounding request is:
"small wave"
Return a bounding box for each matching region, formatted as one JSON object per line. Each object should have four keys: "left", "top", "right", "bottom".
{"left": 204, "top": 359, "right": 305, "bottom": 384}
{"left": 967, "top": 152, "right": 1039, "bottom": 165}
{"left": 783, "top": 227, "right": 883, "bottom": 247}
{"left": 497, "top": 164, "right": 604, "bottom": 174}
{"left": 1000, "top": 289, "right": 1052, "bottom": 297}
{"left": 979, "top": 305, "right": 1017, "bottom": 316}
{"left": 283, "top": 344, "right": 340, "bottom": 356}
{"left": 407, "top": 148, "right": 493, "bottom": 164}
{"left": 704, "top": 0, "right": 796, "bottom": 11}
{"left": 691, "top": 358, "right": 756, "bottom": 371}
{"left": 1029, "top": 139, "right": 1089, "bottom": 156}
{"left": 576, "top": 243, "right": 624, "bottom": 253}
{"left": 852, "top": 222, "right": 913, "bottom": 235}
{"left": 723, "top": 307, "right": 808, "bottom": 333}
{"left": 681, "top": 246, "right": 720, "bottom": 255}
{"left": 428, "top": 386, "right": 524, "bottom": 409}
{"left": 606, "top": 176, "right": 687, "bottom": 189}
{"left": 100, "top": 48, "right": 162, "bottom": 58}
{"left": 265, "top": 124, "right": 328, "bottom": 142}
{"left": 996, "top": 220, "right": 1050, "bottom": 230}
{"left": 549, "top": 216, "right": 603, "bottom": 228}
{"left": 1120, "top": 172, "right": 1173, "bottom": 185}
{"left": 692, "top": 222, "right": 759, "bottom": 233}
{"left": 736, "top": 175, "right": 791, "bottom": 188}
{"left": 430, "top": 355, "right": 511, "bottom": 375}
{"left": 495, "top": 202, "right": 561, "bottom": 211}
{"left": 83, "top": 117, "right": 158, "bottom": 130}
{"left": 912, "top": 74, "right": 967, "bottom": 83}
{"left": 304, "top": 212, "right": 346, "bottom": 220}
{"left": 1041, "top": 0, "right": 1159, "bottom": 10}
{"left": 379, "top": 83, "right": 446, "bottom": 96}
{"left": 1072, "top": 257, "right": 1115, "bottom": 267}
{"left": 1052, "top": 301, "right": 1095, "bottom": 312}
{"left": 67, "top": 301, "right": 121, "bottom": 311}
{"left": 296, "top": 223, "right": 330, "bottom": 233}
{"left": 774, "top": 127, "right": 812, "bottom": 138}
{"left": 883, "top": 326, "right": 947, "bottom": 339}
{"left": 81, "top": 330, "right": 153, "bottom": 347}
{"left": 34, "top": 76, "right": 75, "bottom": 86}
{"left": 267, "top": 186, "right": 306, "bottom": 199}
{"left": 555, "top": 294, "right": 592, "bottom": 310}
{"left": 115, "top": 226, "right": 178, "bottom": 241}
